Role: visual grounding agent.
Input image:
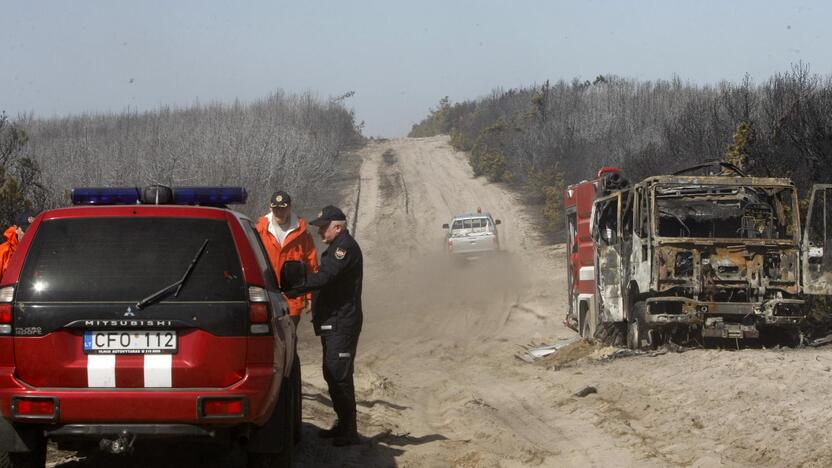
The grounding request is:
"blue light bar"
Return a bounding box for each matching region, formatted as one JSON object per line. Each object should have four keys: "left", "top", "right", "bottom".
{"left": 71, "top": 188, "right": 141, "bottom": 205}
{"left": 173, "top": 187, "right": 247, "bottom": 205}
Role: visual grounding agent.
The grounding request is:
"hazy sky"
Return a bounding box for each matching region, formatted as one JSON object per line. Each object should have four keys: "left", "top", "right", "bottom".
{"left": 2, "top": 0, "right": 830, "bottom": 137}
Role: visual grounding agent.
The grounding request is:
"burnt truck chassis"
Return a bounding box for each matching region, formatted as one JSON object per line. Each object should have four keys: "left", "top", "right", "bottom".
{"left": 644, "top": 297, "right": 805, "bottom": 340}
{"left": 592, "top": 170, "right": 812, "bottom": 348}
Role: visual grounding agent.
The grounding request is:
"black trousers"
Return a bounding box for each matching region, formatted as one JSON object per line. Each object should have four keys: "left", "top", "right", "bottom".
{"left": 320, "top": 333, "right": 359, "bottom": 430}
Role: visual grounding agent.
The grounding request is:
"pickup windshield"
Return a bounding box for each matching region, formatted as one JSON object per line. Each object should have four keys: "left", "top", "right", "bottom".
{"left": 654, "top": 184, "right": 797, "bottom": 240}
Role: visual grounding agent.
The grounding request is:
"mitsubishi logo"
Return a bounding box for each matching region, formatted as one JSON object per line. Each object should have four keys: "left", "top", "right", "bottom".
{"left": 124, "top": 307, "right": 135, "bottom": 317}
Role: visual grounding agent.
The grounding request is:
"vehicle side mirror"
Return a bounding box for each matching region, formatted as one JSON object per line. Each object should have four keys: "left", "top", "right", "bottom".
{"left": 495, "top": 219, "right": 502, "bottom": 225}
{"left": 442, "top": 223, "right": 449, "bottom": 229}
{"left": 280, "top": 260, "right": 306, "bottom": 290}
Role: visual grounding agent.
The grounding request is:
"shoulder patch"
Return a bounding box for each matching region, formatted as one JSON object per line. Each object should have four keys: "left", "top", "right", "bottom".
{"left": 335, "top": 247, "right": 347, "bottom": 260}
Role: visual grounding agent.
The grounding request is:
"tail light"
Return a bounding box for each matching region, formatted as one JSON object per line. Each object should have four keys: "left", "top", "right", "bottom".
{"left": 447, "top": 239, "right": 453, "bottom": 252}
{"left": 198, "top": 396, "right": 247, "bottom": 419}
{"left": 0, "top": 286, "right": 13, "bottom": 335}
{"left": 247, "top": 286, "right": 271, "bottom": 335}
{"left": 12, "top": 396, "right": 59, "bottom": 421}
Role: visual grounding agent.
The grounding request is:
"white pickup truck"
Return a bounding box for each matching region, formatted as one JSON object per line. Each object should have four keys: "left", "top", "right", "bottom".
{"left": 442, "top": 212, "right": 502, "bottom": 259}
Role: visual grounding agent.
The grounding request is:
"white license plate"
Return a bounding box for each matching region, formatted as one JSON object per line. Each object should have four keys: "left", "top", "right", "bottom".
{"left": 83, "top": 330, "right": 178, "bottom": 355}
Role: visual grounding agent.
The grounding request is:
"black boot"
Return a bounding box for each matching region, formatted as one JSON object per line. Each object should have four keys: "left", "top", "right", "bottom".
{"left": 318, "top": 421, "right": 342, "bottom": 439}
{"left": 332, "top": 421, "right": 360, "bottom": 447}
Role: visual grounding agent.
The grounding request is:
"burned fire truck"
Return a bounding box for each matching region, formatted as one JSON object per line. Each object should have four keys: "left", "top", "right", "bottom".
{"left": 565, "top": 162, "right": 832, "bottom": 348}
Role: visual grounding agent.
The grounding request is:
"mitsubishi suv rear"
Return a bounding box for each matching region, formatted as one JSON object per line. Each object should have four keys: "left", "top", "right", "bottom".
{"left": 0, "top": 186, "right": 300, "bottom": 467}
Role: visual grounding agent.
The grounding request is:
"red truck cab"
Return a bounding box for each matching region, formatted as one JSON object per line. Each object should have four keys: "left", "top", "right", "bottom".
{"left": 564, "top": 167, "right": 619, "bottom": 336}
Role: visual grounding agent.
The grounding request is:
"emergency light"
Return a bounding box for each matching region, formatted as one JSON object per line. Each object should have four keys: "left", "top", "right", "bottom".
{"left": 71, "top": 188, "right": 142, "bottom": 205}
{"left": 71, "top": 186, "right": 248, "bottom": 206}
{"left": 174, "top": 187, "right": 248, "bottom": 205}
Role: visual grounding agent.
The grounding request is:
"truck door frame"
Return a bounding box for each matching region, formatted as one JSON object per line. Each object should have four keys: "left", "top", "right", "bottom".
{"left": 592, "top": 190, "right": 628, "bottom": 323}
{"left": 802, "top": 184, "right": 832, "bottom": 295}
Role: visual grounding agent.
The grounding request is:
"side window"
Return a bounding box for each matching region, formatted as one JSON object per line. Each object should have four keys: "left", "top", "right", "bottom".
{"left": 621, "top": 190, "right": 633, "bottom": 241}
{"left": 471, "top": 218, "right": 488, "bottom": 233}
{"left": 242, "top": 220, "right": 280, "bottom": 291}
{"left": 595, "top": 196, "right": 619, "bottom": 245}
{"left": 634, "top": 187, "right": 643, "bottom": 237}
{"left": 452, "top": 220, "right": 464, "bottom": 230}
{"left": 807, "top": 188, "right": 832, "bottom": 254}
{"left": 567, "top": 210, "right": 578, "bottom": 253}
{"left": 639, "top": 187, "right": 650, "bottom": 236}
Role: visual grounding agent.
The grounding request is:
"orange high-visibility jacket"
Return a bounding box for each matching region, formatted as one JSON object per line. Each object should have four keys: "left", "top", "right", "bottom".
{"left": 0, "top": 226, "right": 19, "bottom": 280}
{"left": 256, "top": 214, "right": 318, "bottom": 317}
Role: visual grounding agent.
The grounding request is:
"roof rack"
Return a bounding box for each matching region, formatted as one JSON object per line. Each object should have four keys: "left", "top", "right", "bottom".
{"left": 672, "top": 161, "right": 748, "bottom": 177}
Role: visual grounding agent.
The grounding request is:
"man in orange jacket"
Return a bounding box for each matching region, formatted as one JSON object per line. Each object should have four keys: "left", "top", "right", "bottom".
{"left": 0, "top": 210, "right": 35, "bottom": 279}
{"left": 256, "top": 191, "right": 318, "bottom": 324}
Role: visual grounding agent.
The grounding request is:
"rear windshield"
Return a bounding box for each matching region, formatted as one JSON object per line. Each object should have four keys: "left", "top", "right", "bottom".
{"left": 17, "top": 217, "right": 245, "bottom": 302}
{"left": 451, "top": 217, "right": 491, "bottom": 234}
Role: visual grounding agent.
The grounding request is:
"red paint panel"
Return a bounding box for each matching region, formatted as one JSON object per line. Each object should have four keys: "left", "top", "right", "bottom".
{"left": 171, "top": 331, "right": 247, "bottom": 388}
{"left": 246, "top": 336, "right": 276, "bottom": 365}
{"left": 14, "top": 329, "right": 247, "bottom": 389}
{"left": 0, "top": 337, "right": 13, "bottom": 367}
{"left": 114, "top": 355, "right": 144, "bottom": 388}
{"left": 14, "top": 331, "right": 88, "bottom": 388}
{"left": 0, "top": 365, "right": 279, "bottom": 424}
{"left": 565, "top": 176, "right": 603, "bottom": 301}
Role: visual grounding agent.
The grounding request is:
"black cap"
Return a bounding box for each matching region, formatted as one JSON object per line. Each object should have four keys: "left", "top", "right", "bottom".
{"left": 309, "top": 205, "right": 347, "bottom": 226}
{"left": 269, "top": 191, "right": 291, "bottom": 208}
{"left": 15, "top": 210, "right": 35, "bottom": 230}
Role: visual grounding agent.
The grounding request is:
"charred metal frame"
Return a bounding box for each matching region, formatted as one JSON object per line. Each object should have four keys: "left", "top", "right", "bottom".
{"left": 593, "top": 174, "right": 812, "bottom": 340}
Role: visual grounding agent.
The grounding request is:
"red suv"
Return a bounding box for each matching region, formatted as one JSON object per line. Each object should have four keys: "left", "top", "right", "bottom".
{"left": 0, "top": 186, "right": 300, "bottom": 467}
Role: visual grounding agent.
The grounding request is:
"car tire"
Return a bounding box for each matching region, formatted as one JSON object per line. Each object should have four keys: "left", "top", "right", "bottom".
{"left": 291, "top": 355, "right": 302, "bottom": 445}
{"left": 1, "top": 447, "right": 47, "bottom": 468}
{"left": 247, "top": 365, "right": 298, "bottom": 468}
{"left": 247, "top": 450, "right": 292, "bottom": 468}
{"left": 0, "top": 428, "right": 47, "bottom": 468}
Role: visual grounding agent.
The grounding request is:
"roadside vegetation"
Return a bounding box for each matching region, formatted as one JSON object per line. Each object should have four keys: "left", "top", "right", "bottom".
{"left": 409, "top": 64, "right": 832, "bottom": 234}
{"left": 0, "top": 90, "right": 364, "bottom": 222}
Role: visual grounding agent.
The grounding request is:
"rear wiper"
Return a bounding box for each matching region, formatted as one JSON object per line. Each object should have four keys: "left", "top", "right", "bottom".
{"left": 135, "top": 239, "right": 209, "bottom": 310}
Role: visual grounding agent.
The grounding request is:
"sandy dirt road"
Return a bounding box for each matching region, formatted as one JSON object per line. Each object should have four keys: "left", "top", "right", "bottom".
{"left": 49, "top": 136, "right": 832, "bottom": 467}
{"left": 292, "top": 136, "right": 832, "bottom": 468}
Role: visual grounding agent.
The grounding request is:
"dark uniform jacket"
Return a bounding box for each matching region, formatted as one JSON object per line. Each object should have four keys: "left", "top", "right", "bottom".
{"left": 295, "top": 230, "right": 363, "bottom": 336}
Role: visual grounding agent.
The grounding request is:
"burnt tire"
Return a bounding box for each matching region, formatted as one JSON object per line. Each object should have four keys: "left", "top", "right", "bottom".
{"left": 646, "top": 328, "right": 664, "bottom": 350}
{"left": 595, "top": 321, "right": 626, "bottom": 346}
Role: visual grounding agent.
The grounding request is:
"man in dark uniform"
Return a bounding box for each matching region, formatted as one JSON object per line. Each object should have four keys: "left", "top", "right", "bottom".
{"left": 285, "top": 205, "right": 363, "bottom": 447}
